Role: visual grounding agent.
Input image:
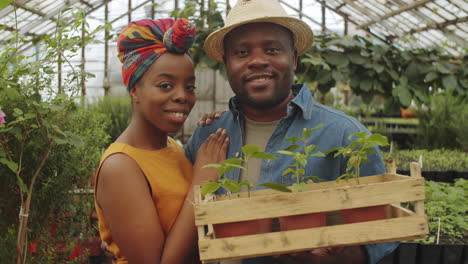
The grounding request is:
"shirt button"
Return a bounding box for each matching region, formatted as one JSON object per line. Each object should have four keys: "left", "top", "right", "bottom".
{"left": 235, "top": 152, "right": 240, "bottom": 157}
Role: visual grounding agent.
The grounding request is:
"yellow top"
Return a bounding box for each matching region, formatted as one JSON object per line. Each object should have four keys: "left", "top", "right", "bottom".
{"left": 94, "top": 137, "right": 193, "bottom": 264}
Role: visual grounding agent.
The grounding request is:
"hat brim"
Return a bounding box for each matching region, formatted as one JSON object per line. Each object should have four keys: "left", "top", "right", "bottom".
{"left": 204, "top": 16, "right": 314, "bottom": 63}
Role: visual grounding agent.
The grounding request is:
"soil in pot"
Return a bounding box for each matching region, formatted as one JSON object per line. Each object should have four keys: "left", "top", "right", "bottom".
{"left": 214, "top": 218, "right": 272, "bottom": 238}
{"left": 340, "top": 205, "right": 387, "bottom": 224}
{"left": 279, "top": 212, "right": 326, "bottom": 231}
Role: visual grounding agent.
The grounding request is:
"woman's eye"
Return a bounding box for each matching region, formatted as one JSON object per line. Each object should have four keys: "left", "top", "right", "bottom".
{"left": 158, "top": 83, "right": 173, "bottom": 90}
{"left": 186, "top": 85, "right": 196, "bottom": 92}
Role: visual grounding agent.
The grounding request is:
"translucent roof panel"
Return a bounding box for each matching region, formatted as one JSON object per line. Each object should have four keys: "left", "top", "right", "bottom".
{"left": 0, "top": 0, "right": 467, "bottom": 55}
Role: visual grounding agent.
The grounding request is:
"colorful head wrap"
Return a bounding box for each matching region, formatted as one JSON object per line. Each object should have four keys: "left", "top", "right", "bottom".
{"left": 117, "top": 18, "right": 196, "bottom": 91}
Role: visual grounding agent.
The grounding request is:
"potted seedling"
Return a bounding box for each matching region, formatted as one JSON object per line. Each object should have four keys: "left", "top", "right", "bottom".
{"left": 201, "top": 144, "right": 286, "bottom": 238}
{"left": 275, "top": 124, "right": 326, "bottom": 230}
{"left": 325, "top": 131, "right": 389, "bottom": 223}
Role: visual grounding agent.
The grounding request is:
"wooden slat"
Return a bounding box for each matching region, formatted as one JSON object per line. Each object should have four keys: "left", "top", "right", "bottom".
{"left": 195, "top": 177, "right": 424, "bottom": 225}
{"left": 199, "top": 215, "right": 428, "bottom": 262}
{"left": 410, "top": 162, "right": 425, "bottom": 216}
{"left": 193, "top": 186, "right": 207, "bottom": 240}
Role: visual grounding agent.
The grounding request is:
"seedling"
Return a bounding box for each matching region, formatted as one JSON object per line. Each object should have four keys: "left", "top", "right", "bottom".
{"left": 325, "top": 131, "right": 389, "bottom": 184}
{"left": 201, "top": 144, "right": 289, "bottom": 197}
{"left": 276, "top": 124, "right": 325, "bottom": 191}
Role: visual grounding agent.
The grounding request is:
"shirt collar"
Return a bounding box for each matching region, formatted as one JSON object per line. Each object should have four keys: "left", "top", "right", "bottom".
{"left": 228, "top": 83, "right": 315, "bottom": 120}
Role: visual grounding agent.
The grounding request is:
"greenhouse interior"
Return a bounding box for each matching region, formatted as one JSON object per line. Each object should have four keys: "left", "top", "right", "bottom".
{"left": 0, "top": 0, "right": 466, "bottom": 263}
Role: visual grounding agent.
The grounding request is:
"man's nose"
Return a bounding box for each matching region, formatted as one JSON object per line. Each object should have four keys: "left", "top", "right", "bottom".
{"left": 247, "top": 49, "right": 268, "bottom": 69}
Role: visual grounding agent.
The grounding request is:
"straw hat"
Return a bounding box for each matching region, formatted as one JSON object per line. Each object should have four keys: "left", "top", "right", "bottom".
{"left": 204, "top": 0, "right": 314, "bottom": 62}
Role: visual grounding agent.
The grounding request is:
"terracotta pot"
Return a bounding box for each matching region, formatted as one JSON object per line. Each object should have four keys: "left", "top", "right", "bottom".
{"left": 214, "top": 218, "right": 272, "bottom": 238}
{"left": 279, "top": 212, "right": 326, "bottom": 231}
{"left": 341, "top": 205, "right": 387, "bottom": 224}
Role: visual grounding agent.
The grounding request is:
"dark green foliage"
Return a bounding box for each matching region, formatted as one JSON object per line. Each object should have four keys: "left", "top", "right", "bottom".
{"left": 416, "top": 92, "right": 468, "bottom": 150}
{"left": 0, "top": 9, "right": 109, "bottom": 263}
{"left": 421, "top": 179, "right": 468, "bottom": 244}
{"left": 382, "top": 149, "right": 468, "bottom": 172}
{"left": 87, "top": 96, "right": 131, "bottom": 142}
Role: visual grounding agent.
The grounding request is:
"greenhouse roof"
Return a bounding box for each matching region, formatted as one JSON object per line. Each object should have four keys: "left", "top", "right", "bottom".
{"left": 0, "top": 0, "right": 467, "bottom": 55}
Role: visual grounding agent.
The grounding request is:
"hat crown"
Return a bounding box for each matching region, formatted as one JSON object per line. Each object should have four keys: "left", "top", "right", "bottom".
{"left": 226, "top": 0, "right": 288, "bottom": 26}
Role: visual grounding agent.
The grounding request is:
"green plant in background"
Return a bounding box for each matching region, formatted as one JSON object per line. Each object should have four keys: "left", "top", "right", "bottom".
{"left": 0, "top": 9, "right": 107, "bottom": 263}
{"left": 87, "top": 96, "right": 131, "bottom": 142}
{"left": 296, "top": 34, "right": 467, "bottom": 113}
{"left": 172, "top": 0, "right": 226, "bottom": 76}
{"left": 276, "top": 124, "right": 325, "bottom": 191}
{"left": 326, "top": 132, "right": 389, "bottom": 184}
{"left": 201, "top": 144, "right": 288, "bottom": 197}
{"left": 381, "top": 149, "right": 468, "bottom": 172}
{"left": 417, "top": 91, "right": 468, "bottom": 150}
{"left": 419, "top": 179, "right": 468, "bottom": 244}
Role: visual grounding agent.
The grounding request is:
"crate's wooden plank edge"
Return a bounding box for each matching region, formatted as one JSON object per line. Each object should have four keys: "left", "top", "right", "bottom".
{"left": 199, "top": 216, "right": 428, "bottom": 262}
{"left": 195, "top": 178, "right": 425, "bottom": 225}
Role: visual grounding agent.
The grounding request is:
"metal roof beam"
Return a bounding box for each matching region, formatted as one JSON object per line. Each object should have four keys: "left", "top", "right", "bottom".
{"left": 408, "top": 16, "right": 468, "bottom": 34}
{"left": 279, "top": 0, "right": 327, "bottom": 29}
{"left": 11, "top": 0, "right": 56, "bottom": 21}
{"left": 357, "top": 0, "right": 433, "bottom": 29}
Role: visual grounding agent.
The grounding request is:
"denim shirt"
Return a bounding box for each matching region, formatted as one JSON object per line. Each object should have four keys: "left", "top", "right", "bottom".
{"left": 185, "top": 83, "right": 398, "bottom": 264}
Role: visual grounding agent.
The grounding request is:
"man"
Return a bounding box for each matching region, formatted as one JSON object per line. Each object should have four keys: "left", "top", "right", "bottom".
{"left": 185, "top": 0, "right": 398, "bottom": 263}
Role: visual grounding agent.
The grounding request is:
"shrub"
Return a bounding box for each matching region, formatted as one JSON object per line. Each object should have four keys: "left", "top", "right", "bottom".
{"left": 0, "top": 9, "right": 109, "bottom": 263}
{"left": 416, "top": 92, "right": 468, "bottom": 150}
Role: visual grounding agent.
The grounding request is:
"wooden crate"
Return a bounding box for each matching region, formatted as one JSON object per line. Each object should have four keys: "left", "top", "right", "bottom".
{"left": 193, "top": 162, "right": 429, "bottom": 263}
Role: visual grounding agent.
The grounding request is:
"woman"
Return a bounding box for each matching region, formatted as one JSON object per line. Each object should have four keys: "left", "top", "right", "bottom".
{"left": 94, "top": 18, "right": 228, "bottom": 264}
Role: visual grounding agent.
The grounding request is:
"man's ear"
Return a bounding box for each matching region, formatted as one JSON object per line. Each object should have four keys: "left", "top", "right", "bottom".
{"left": 292, "top": 50, "right": 298, "bottom": 71}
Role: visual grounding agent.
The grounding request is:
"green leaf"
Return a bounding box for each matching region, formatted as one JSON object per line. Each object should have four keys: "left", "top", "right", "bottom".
{"left": 239, "top": 180, "right": 253, "bottom": 188}
{"left": 311, "top": 152, "right": 325, "bottom": 157}
{"left": 68, "top": 133, "right": 83, "bottom": 146}
{"left": 285, "top": 137, "right": 300, "bottom": 144}
{"left": 284, "top": 144, "right": 299, "bottom": 152}
{"left": 13, "top": 108, "right": 23, "bottom": 116}
{"left": 393, "top": 85, "right": 412, "bottom": 107}
{"left": 17, "top": 177, "right": 29, "bottom": 194}
{"left": 424, "top": 71, "right": 438, "bottom": 82}
{"left": 442, "top": 75, "right": 458, "bottom": 90}
{"left": 202, "top": 164, "right": 222, "bottom": 169}
{"left": 224, "top": 158, "right": 242, "bottom": 166}
{"left": 0, "top": 158, "right": 18, "bottom": 173}
{"left": 51, "top": 136, "right": 68, "bottom": 145}
{"left": 324, "top": 147, "right": 342, "bottom": 155}
{"left": 348, "top": 52, "right": 367, "bottom": 65}
{"left": 360, "top": 79, "right": 372, "bottom": 92}
{"left": 277, "top": 150, "right": 295, "bottom": 156}
{"left": 0, "top": 0, "right": 12, "bottom": 10}
{"left": 304, "top": 144, "right": 317, "bottom": 154}
{"left": 201, "top": 182, "right": 221, "bottom": 196}
{"left": 224, "top": 179, "right": 240, "bottom": 193}
{"left": 282, "top": 168, "right": 295, "bottom": 176}
{"left": 251, "top": 152, "right": 277, "bottom": 160}
{"left": 242, "top": 144, "right": 262, "bottom": 156}
{"left": 368, "top": 133, "right": 389, "bottom": 146}
{"left": 257, "top": 182, "right": 291, "bottom": 192}
{"left": 323, "top": 52, "right": 349, "bottom": 67}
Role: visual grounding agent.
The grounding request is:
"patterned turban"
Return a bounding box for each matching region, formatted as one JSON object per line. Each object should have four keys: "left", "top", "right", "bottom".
{"left": 117, "top": 18, "right": 196, "bottom": 91}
